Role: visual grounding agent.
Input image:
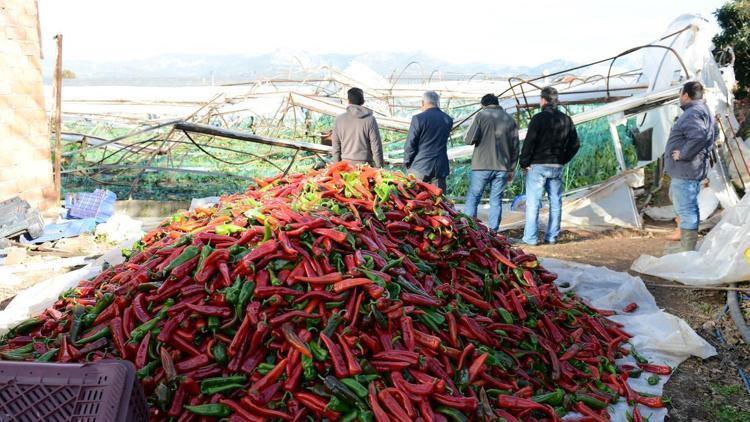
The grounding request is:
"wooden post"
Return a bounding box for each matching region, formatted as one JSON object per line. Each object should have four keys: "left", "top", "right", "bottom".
{"left": 53, "top": 34, "right": 63, "bottom": 202}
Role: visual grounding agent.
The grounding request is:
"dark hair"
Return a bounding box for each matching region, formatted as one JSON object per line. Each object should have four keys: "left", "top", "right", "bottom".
{"left": 347, "top": 87, "right": 365, "bottom": 105}
{"left": 681, "top": 81, "right": 704, "bottom": 100}
{"left": 481, "top": 93, "right": 499, "bottom": 106}
{"left": 540, "top": 86, "right": 559, "bottom": 105}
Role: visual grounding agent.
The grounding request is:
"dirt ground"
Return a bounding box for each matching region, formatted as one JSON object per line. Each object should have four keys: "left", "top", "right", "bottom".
{"left": 510, "top": 226, "right": 750, "bottom": 421}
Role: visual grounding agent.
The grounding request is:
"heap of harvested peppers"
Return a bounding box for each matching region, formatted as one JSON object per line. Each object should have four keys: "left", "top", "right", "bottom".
{"left": 0, "top": 163, "right": 670, "bottom": 421}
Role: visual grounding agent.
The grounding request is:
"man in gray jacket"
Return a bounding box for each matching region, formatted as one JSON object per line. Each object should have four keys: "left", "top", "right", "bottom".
{"left": 664, "top": 81, "right": 717, "bottom": 251}
{"left": 332, "top": 87, "right": 384, "bottom": 167}
{"left": 463, "top": 94, "right": 519, "bottom": 232}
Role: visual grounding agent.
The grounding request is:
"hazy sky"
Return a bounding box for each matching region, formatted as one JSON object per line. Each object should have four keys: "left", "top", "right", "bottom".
{"left": 38, "top": 0, "right": 727, "bottom": 66}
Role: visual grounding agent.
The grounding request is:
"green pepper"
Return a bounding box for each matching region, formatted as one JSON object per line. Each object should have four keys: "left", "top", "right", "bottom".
{"left": 136, "top": 282, "right": 160, "bottom": 292}
{"left": 7, "top": 317, "right": 43, "bottom": 337}
{"left": 0, "top": 343, "right": 35, "bottom": 360}
{"left": 163, "top": 235, "right": 192, "bottom": 250}
{"left": 326, "top": 396, "right": 352, "bottom": 413}
{"left": 215, "top": 223, "right": 245, "bottom": 236}
{"left": 162, "top": 246, "right": 201, "bottom": 275}
{"left": 136, "top": 360, "right": 159, "bottom": 379}
{"left": 67, "top": 304, "right": 86, "bottom": 343}
{"left": 263, "top": 219, "right": 273, "bottom": 241}
{"left": 647, "top": 374, "right": 660, "bottom": 385}
{"left": 381, "top": 257, "right": 404, "bottom": 272}
{"left": 324, "top": 375, "right": 367, "bottom": 409}
{"left": 224, "top": 277, "right": 243, "bottom": 305}
{"left": 532, "top": 389, "right": 565, "bottom": 406}
{"left": 256, "top": 362, "right": 275, "bottom": 375}
{"left": 322, "top": 311, "right": 344, "bottom": 339}
{"left": 212, "top": 342, "right": 228, "bottom": 366}
{"left": 129, "top": 299, "right": 174, "bottom": 343}
{"left": 302, "top": 354, "right": 316, "bottom": 380}
{"left": 574, "top": 393, "right": 608, "bottom": 410}
{"left": 236, "top": 281, "right": 256, "bottom": 319}
{"left": 81, "top": 293, "right": 115, "bottom": 326}
{"left": 497, "top": 308, "right": 514, "bottom": 324}
{"left": 436, "top": 406, "right": 468, "bottom": 422}
{"left": 183, "top": 403, "right": 232, "bottom": 417}
{"left": 324, "top": 300, "right": 346, "bottom": 309}
{"left": 341, "top": 378, "right": 368, "bottom": 398}
{"left": 35, "top": 348, "right": 59, "bottom": 362}
{"left": 75, "top": 326, "right": 111, "bottom": 346}
{"left": 201, "top": 375, "right": 246, "bottom": 392}
{"left": 359, "top": 268, "right": 387, "bottom": 287}
{"left": 394, "top": 276, "right": 430, "bottom": 297}
{"left": 357, "top": 410, "right": 374, "bottom": 422}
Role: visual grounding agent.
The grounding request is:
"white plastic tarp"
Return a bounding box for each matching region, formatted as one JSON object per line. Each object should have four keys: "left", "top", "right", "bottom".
{"left": 631, "top": 191, "right": 750, "bottom": 285}
{"left": 545, "top": 258, "right": 716, "bottom": 421}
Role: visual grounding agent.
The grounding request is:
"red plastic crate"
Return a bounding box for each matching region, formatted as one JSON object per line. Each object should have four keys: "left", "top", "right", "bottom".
{"left": 0, "top": 360, "right": 147, "bottom": 422}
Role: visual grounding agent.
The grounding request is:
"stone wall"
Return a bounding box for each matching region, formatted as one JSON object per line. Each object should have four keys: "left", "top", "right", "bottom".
{"left": 0, "top": 0, "right": 55, "bottom": 212}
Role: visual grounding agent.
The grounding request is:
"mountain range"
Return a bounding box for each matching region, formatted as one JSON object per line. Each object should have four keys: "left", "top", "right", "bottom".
{"left": 42, "top": 50, "right": 579, "bottom": 86}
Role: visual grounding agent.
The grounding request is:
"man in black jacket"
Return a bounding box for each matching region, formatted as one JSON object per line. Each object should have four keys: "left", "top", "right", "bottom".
{"left": 463, "top": 94, "right": 519, "bottom": 232}
{"left": 403, "top": 91, "right": 453, "bottom": 191}
{"left": 519, "top": 87, "right": 579, "bottom": 245}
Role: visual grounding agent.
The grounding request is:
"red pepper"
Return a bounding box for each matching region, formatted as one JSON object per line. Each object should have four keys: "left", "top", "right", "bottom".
{"left": 135, "top": 331, "right": 151, "bottom": 369}
{"left": 294, "top": 391, "right": 340, "bottom": 420}
{"left": 333, "top": 277, "right": 373, "bottom": 293}
{"left": 638, "top": 363, "right": 671, "bottom": 375}
{"left": 281, "top": 323, "right": 312, "bottom": 358}
{"left": 623, "top": 302, "right": 639, "bottom": 313}
{"left": 337, "top": 333, "right": 362, "bottom": 375}
{"left": 312, "top": 228, "right": 347, "bottom": 243}
{"left": 319, "top": 333, "right": 348, "bottom": 378}
{"left": 636, "top": 395, "right": 666, "bottom": 408}
{"left": 185, "top": 303, "right": 232, "bottom": 317}
{"left": 132, "top": 294, "right": 151, "bottom": 323}
{"left": 433, "top": 393, "right": 478, "bottom": 412}
{"left": 468, "top": 352, "right": 488, "bottom": 382}
{"left": 368, "top": 383, "right": 393, "bottom": 422}
{"left": 229, "top": 314, "right": 256, "bottom": 357}
{"left": 167, "top": 384, "right": 187, "bottom": 417}
{"left": 457, "top": 343, "right": 475, "bottom": 371}
{"left": 218, "top": 399, "right": 264, "bottom": 422}
{"left": 240, "top": 396, "right": 292, "bottom": 420}
{"left": 294, "top": 272, "right": 343, "bottom": 284}
{"left": 109, "top": 317, "right": 128, "bottom": 359}
{"left": 378, "top": 389, "right": 411, "bottom": 422}
{"left": 249, "top": 358, "right": 287, "bottom": 395}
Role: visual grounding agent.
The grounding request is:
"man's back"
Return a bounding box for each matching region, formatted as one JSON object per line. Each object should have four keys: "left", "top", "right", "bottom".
{"left": 332, "top": 104, "right": 383, "bottom": 167}
{"left": 404, "top": 107, "right": 453, "bottom": 178}
{"left": 519, "top": 105, "right": 579, "bottom": 168}
{"left": 465, "top": 105, "right": 519, "bottom": 171}
{"left": 664, "top": 100, "right": 716, "bottom": 181}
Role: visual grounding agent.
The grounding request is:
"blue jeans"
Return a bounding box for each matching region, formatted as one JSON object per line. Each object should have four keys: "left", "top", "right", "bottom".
{"left": 523, "top": 165, "right": 563, "bottom": 245}
{"left": 463, "top": 170, "right": 509, "bottom": 232}
{"left": 670, "top": 178, "right": 700, "bottom": 230}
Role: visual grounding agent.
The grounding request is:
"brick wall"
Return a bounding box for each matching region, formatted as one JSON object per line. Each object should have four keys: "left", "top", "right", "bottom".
{"left": 0, "top": 0, "right": 56, "bottom": 212}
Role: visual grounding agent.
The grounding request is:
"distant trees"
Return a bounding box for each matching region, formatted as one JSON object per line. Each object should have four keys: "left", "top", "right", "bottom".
{"left": 61, "top": 69, "right": 76, "bottom": 79}
{"left": 713, "top": 0, "right": 750, "bottom": 98}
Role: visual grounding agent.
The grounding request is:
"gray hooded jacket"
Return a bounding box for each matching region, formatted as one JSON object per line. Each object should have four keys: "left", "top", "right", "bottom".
{"left": 332, "top": 105, "right": 384, "bottom": 167}
{"left": 464, "top": 105, "right": 519, "bottom": 171}
{"left": 664, "top": 100, "right": 717, "bottom": 181}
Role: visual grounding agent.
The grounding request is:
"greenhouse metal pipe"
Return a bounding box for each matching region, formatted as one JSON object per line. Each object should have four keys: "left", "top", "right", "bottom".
{"left": 62, "top": 119, "right": 182, "bottom": 157}
{"left": 727, "top": 287, "right": 750, "bottom": 345}
{"left": 174, "top": 121, "right": 331, "bottom": 154}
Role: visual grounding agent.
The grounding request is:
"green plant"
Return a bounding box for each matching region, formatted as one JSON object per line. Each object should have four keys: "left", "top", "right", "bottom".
{"left": 713, "top": 0, "right": 750, "bottom": 98}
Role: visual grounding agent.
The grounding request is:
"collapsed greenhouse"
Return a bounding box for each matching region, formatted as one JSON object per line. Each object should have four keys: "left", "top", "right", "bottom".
{"left": 1, "top": 9, "right": 749, "bottom": 422}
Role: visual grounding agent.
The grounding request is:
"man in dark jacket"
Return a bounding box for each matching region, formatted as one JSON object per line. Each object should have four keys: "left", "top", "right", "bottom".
{"left": 332, "top": 87, "right": 384, "bottom": 167}
{"left": 665, "top": 81, "right": 717, "bottom": 251}
{"left": 519, "top": 86, "right": 579, "bottom": 245}
{"left": 463, "top": 94, "right": 519, "bottom": 232}
{"left": 403, "top": 91, "right": 453, "bottom": 191}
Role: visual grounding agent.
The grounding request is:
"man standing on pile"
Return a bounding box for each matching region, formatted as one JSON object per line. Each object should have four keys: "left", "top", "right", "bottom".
{"left": 404, "top": 91, "right": 453, "bottom": 191}
{"left": 332, "top": 87, "right": 384, "bottom": 167}
{"left": 463, "top": 94, "right": 519, "bottom": 233}
{"left": 664, "top": 81, "right": 717, "bottom": 251}
{"left": 519, "top": 87, "right": 579, "bottom": 245}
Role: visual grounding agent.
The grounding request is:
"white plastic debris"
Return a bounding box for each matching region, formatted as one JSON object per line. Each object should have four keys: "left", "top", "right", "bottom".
{"left": 95, "top": 214, "right": 144, "bottom": 244}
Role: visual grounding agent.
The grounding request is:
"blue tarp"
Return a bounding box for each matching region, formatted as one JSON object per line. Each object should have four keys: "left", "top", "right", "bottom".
{"left": 20, "top": 218, "right": 98, "bottom": 244}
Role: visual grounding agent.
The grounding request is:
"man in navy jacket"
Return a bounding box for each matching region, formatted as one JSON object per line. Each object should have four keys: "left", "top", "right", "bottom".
{"left": 403, "top": 91, "right": 454, "bottom": 191}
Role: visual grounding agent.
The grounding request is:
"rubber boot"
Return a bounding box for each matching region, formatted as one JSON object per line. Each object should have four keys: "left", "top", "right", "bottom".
{"left": 680, "top": 229, "right": 698, "bottom": 252}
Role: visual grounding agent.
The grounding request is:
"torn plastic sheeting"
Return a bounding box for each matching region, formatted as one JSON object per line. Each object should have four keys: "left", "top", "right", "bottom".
{"left": 0, "top": 264, "right": 101, "bottom": 334}
{"left": 544, "top": 258, "right": 716, "bottom": 422}
{"left": 631, "top": 191, "right": 750, "bottom": 285}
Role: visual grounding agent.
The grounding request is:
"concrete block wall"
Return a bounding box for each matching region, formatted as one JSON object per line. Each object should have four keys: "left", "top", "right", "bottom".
{"left": 0, "top": 0, "right": 56, "bottom": 212}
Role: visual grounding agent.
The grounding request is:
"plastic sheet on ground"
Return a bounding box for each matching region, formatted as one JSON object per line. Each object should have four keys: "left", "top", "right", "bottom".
{"left": 0, "top": 264, "right": 101, "bottom": 333}
{"left": 544, "top": 258, "right": 716, "bottom": 421}
{"left": 94, "top": 214, "right": 144, "bottom": 244}
{"left": 20, "top": 218, "right": 97, "bottom": 244}
{"left": 631, "top": 191, "right": 750, "bottom": 285}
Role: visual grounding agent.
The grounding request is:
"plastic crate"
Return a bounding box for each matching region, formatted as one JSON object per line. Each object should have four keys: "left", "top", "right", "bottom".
{"left": 0, "top": 360, "right": 147, "bottom": 422}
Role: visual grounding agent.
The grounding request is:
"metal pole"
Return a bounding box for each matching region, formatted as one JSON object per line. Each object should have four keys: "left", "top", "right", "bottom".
{"left": 53, "top": 34, "right": 63, "bottom": 202}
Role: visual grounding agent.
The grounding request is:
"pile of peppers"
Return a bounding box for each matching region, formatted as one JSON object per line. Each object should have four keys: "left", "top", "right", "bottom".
{"left": 0, "top": 163, "right": 671, "bottom": 421}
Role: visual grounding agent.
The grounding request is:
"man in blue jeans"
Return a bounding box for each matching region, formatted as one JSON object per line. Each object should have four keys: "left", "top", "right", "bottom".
{"left": 665, "top": 81, "right": 717, "bottom": 251}
{"left": 519, "top": 87, "right": 580, "bottom": 245}
{"left": 463, "top": 94, "right": 519, "bottom": 232}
